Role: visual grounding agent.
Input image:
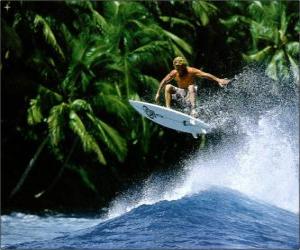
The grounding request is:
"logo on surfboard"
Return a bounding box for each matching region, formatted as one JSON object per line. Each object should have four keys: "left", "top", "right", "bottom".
{"left": 143, "top": 105, "right": 163, "bottom": 119}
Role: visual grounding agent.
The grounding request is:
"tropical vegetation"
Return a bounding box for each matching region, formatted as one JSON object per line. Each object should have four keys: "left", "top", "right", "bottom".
{"left": 2, "top": 0, "right": 299, "bottom": 211}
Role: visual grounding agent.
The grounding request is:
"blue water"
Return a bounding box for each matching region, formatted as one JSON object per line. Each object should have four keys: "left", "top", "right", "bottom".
{"left": 2, "top": 188, "right": 299, "bottom": 249}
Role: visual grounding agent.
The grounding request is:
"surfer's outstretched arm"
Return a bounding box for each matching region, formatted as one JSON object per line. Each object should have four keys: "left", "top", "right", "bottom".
{"left": 155, "top": 70, "right": 176, "bottom": 103}
{"left": 192, "top": 68, "right": 230, "bottom": 87}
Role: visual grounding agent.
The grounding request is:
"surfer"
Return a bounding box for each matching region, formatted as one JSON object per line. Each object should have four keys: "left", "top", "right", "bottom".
{"left": 155, "top": 57, "right": 230, "bottom": 117}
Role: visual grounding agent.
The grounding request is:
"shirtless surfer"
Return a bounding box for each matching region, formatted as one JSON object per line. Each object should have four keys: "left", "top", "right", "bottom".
{"left": 155, "top": 57, "right": 230, "bottom": 117}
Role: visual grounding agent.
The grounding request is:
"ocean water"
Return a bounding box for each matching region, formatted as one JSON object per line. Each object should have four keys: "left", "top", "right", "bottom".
{"left": 2, "top": 188, "right": 298, "bottom": 249}
{"left": 2, "top": 68, "right": 299, "bottom": 249}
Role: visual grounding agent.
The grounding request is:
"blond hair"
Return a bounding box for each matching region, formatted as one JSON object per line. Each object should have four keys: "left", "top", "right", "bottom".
{"left": 173, "top": 57, "right": 187, "bottom": 66}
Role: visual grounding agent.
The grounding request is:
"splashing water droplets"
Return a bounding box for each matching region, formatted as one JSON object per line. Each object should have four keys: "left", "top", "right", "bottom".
{"left": 105, "top": 67, "right": 299, "bottom": 219}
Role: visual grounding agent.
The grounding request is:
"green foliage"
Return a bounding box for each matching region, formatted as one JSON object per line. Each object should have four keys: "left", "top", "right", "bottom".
{"left": 159, "top": 16, "right": 195, "bottom": 30}
{"left": 34, "top": 15, "right": 65, "bottom": 61}
{"left": 92, "top": 92, "right": 131, "bottom": 124}
{"left": 48, "top": 103, "right": 68, "bottom": 147}
{"left": 27, "top": 98, "right": 43, "bottom": 125}
{"left": 191, "top": 0, "right": 218, "bottom": 26}
{"left": 7, "top": 0, "right": 299, "bottom": 203}
{"left": 70, "top": 99, "right": 93, "bottom": 113}
{"left": 162, "top": 30, "right": 192, "bottom": 55}
{"left": 69, "top": 110, "right": 106, "bottom": 165}
{"left": 13, "top": 0, "right": 194, "bottom": 196}
{"left": 87, "top": 114, "right": 127, "bottom": 162}
{"left": 222, "top": 0, "right": 299, "bottom": 83}
{"left": 38, "top": 86, "right": 63, "bottom": 106}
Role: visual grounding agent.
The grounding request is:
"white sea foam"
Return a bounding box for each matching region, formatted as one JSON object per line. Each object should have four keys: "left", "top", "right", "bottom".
{"left": 173, "top": 109, "right": 299, "bottom": 213}
{"left": 106, "top": 67, "right": 299, "bottom": 218}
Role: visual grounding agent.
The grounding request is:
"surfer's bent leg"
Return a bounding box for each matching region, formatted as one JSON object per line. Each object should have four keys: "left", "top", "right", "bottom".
{"left": 188, "top": 85, "right": 196, "bottom": 110}
{"left": 165, "top": 84, "right": 175, "bottom": 108}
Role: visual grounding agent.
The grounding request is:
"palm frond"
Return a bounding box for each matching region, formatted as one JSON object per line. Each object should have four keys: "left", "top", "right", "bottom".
{"left": 276, "top": 53, "right": 290, "bottom": 81}
{"left": 102, "top": 1, "right": 120, "bottom": 21}
{"left": 250, "top": 21, "right": 275, "bottom": 43}
{"left": 248, "top": 1, "right": 264, "bottom": 21}
{"left": 137, "top": 74, "right": 159, "bottom": 91}
{"left": 62, "top": 63, "right": 91, "bottom": 95}
{"left": 118, "top": 2, "right": 147, "bottom": 24}
{"left": 91, "top": 9, "right": 108, "bottom": 32}
{"left": 61, "top": 64, "right": 80, "bottom": 94}
{"left": 162, "top": 30, "right": 192, "bottom": 55}
{"left": 192, "top": 0, "right": 218, "bottom": 26}
{"left": 94, "top": 80, "right": 118, "bottom": 94}
{"left": 280, "top": 8, "right": 288, "bottom": 37}
{"left": 105, "top": 63, "right": 125, "bottom": 77}
{"left": 129, "top": 41, "right": 170, "bottom": 61}
{"left": 243, "top": 46, "right": 272, "bottom": 62}
{"left": 87, "top": 114, "right": 127, "bottom": 162}
{"left": 159, "top": 16, "right": 195, "bottom": 30}
{"left": 69, "top": 110, "right": 106, "bottom": 165}
{"left": 70, "top": 99, "right": 93, "bottom": 113}
{"left": 286, "top": 42, "right": 300, "bottom": 58}
{"left": 84, "top": 43, "right": 114, "bottom": 68}
{"left": 34, "top": 15, "right": 65, "bottom": 60}
{"left": 27, "top": 97, "right": 43, "bottom": 125}
{"left": 60, "top": 23, "right": 73, "bottom": 45}
{"left": 70, "top": 37, "right": 89, "bottom": 63}
{"left": 92, "top": 94, "right": 130, "bottom": 124}
{"left": 48, "top": 103, "right": 68, "bottom": 147}
{"left": 220, "top": 15, "right": 250, "bottom": 29}
{"left": 170, "top": 43, "right": 186, "bottom": 59}
{"left": 266, "top": 50, "right": 285, "bottom": 80}
{"left": 38, "top": 85, "right": 63, "bottom": 105}
{"left": 133, "top": 24, "right": 163, "bottom": 42}
{"left": 287, "top": 54, "right": 299, "bottom": 84}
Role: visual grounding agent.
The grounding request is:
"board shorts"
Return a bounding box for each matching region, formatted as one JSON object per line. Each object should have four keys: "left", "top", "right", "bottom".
{"left": 171, "top": 85, "right": 197, "bottom": 108}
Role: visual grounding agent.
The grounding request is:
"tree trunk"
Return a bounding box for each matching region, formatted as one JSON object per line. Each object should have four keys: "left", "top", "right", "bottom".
{"left": 9, "top": 135, "right": 49, "bottom": 198}
{"left": 34, "top": 138, "right": 79, "bottom": 198}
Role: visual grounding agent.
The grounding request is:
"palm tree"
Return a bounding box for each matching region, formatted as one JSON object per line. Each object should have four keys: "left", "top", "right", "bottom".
{"left": 221, "top": 1, "right": 299, "bottom": 83}
{"left": 84, "top": 1, "right": 193, "bottom": 152}
{"left": 11, "top": 82, "right": 128, "bottom": 198}
{"left": 9, "top": 0, "right": 194, "bottom": 198}
{"left": 9, "top": 2, "right": 128, "bottom": 197}
{"left": 244, "top": 1, "right": 299, "bottom": 83}
{"left": 95, "top": 1, "right": 192, "bottom": 94}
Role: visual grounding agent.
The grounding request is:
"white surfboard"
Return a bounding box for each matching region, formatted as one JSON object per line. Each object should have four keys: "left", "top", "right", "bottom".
{"left": 129, "top": 100, "right": 210, "bottom": 138}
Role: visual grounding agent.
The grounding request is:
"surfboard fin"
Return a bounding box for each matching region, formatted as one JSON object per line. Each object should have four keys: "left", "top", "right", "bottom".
{"left": 192, "top": 129, "right": 207, "bottom": 139}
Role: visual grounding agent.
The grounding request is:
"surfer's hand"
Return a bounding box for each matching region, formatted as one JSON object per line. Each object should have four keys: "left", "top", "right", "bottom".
{"left": 218, "top": 78, "right": 230, "bottom": 87}
{"left": 155, "top": 93, "right": 160, "bottom": 103}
